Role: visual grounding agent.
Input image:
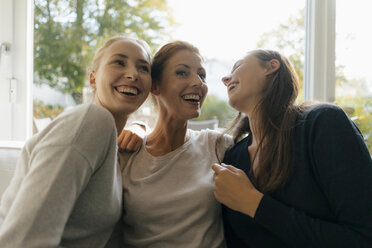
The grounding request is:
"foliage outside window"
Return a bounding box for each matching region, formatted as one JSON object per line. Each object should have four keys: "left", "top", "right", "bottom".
{"left": 255, "top": 9, "right": 371, "bottom": 153}
{"left": 33, "top": 2, "right": 371, "bottom": 154}
{"left": 34, "top": 0, "right": 173, "bottom": 106}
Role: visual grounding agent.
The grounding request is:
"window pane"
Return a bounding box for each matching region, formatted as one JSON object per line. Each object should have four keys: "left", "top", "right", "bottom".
{"left": 167, "top": 0, "right": 306, "bottom": 128}
{"left": 335, "top": 0, "right": 372, "bottom": 153}
{"left": 33, "top": 0, "right": 306, "bottom": 132}
{"left": 33, "top": 0, "right": 173, "bottom": 132}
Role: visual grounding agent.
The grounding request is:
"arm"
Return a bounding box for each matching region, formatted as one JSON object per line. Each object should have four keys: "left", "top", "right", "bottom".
{"left": 0, "top": 146, "right": 93, "bottom": 247}
{"left": 214, "top": 106, "right": 372, "bottom": 247}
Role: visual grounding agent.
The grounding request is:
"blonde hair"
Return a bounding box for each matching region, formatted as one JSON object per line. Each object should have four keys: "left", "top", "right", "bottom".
{"left": 87, "top": 36, "right": 152, "bottom": 102}
{"left": 91, "top": 36, "right": 152, "bottom": 73}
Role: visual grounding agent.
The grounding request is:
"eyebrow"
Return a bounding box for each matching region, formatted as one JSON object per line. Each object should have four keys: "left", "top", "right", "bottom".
{"left": 111, "top": 54, "right": 149, "bottom": 65}
{"left": 176, "top": 64, "right": 191, "bottom": 69}
{"left": 177, "top": 64, "right": 205, "bottom": 71}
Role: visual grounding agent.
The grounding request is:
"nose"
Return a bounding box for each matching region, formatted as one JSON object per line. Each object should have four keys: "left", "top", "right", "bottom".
{"left": 222, "top": 74, "right": 231, "bottom": 86}
{"left": 124, "top": 65, "right": 138, "bottom": 81}
{"left": 191, "top": 73, "right": 204, "bottom": 87}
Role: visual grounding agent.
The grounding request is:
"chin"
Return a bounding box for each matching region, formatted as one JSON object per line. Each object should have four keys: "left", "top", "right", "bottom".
{"left": 228, "top": 98, "right": 237, "bottom": 109}
{"left": 229, "top": 100, "right": 245, "bottom": 114}
{"left": 184, "top": 112, "right": 200, "bottom": 121}
{"left": 114, "top": 105, "right": 137, "bottom": 116}
{"left": 192, "top": 110, "right": 201, "bottom": 118}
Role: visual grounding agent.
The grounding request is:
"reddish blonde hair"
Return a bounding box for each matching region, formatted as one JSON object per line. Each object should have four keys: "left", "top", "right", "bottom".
{"left": 151, "top": 40, "right": 202, "bottom": 87}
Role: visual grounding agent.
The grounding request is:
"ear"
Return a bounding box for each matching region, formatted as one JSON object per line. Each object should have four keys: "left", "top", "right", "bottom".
{"left": 151, "top": 81, "right": 160, "bottom": 95}
{"left": 265, "top": 59, "right": 280, "bottom": 76}
{"left": 89, "top": 72, "right": 96, "bottom": 90}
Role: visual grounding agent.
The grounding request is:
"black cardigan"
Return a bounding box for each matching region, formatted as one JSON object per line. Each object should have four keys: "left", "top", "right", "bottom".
{"left": 222, "top": 104, "right": 372, "bottom": 248}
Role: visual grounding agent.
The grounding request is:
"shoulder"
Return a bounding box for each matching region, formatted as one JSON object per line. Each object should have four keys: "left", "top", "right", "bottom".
{"left": 69, "top": 104, "right": 114, "bottom": 125}
{"left": 60, "top": 104, "right": 116, "bottom": 134}
{"left": 301, "top": 103, "right": 348, "bottom": 123}
{"left": 298, "top": 103, "right": 370, "bottom": 159}
{"left": 296, "top": 103, "right": 355, "bottom": 133}
{"left": 188, "top": 128, "right": 233, "bottom": 145}
{"left": 34, "top": 104, "right": 116, "bottom": 152}
{"left": 224, "top": 135, "right": 249, "bottom": 159}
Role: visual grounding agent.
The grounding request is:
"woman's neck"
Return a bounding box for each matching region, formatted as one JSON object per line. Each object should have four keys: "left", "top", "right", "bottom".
{"left": 146, "top": 114, "right": 188, "bottom": 156}
{"left": 114, "top": 115, "right": 128, "bottom": 137}
{"left": 246, "top": 112, "right": 262, "bottom": 172}
{"left": 246, "top": 112, "right": 261, "bottom": 145}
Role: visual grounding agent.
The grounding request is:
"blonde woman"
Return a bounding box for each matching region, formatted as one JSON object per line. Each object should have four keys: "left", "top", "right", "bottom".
{"left": 0, "top": 36, "right": 152, "bottom": 247}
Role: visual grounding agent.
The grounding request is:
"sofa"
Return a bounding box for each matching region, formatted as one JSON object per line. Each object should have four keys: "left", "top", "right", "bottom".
{"left": 0, "top": 141, "right": 23, "bottom": 199}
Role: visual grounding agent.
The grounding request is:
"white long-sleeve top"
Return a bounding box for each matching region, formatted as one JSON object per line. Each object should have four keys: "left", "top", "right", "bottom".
{"left": 121, "top": 129, "right": 233, "bottom": 248}
{"left": 0, "top": 104, "right": 122, "bottom": 248}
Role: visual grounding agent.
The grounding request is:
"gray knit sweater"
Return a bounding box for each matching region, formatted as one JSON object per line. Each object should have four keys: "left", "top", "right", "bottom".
{"left": 0, "top": 104, "right": 122, "bottom": 248}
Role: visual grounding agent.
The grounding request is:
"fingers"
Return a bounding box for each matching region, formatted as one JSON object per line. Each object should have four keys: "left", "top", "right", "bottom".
{"left": 212, "top": 163, "right": 240, "bottom": 174}
{"left": 118, "top": 129, "right": 145, "bottom": 152}
{"left": 132, "top": 139, "right": 142, "bottom": 151}
{"left": 117, "top": 128, "right": 127, "bottom": 145}
{"left": 212, "top": 163, "right": 225, "bottom": 174}
{"left": 118, "top": 131, "right": 131, "bottom": 151}
{"left": 221, "top": 163, "right": 240, "bottom": 172}
{"left": 126, "top": 136, "right": 141, "bottom": 151}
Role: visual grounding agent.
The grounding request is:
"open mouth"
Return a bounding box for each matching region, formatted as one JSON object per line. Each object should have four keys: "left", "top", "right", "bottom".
{"left": 228, "top": 82, "right": 238, "bottom": 92}
{"left": 115, "top": 85, "right": 140, "bottom": 96}
{"left": 182, "top": 94, "right": 201, "bottom": 103}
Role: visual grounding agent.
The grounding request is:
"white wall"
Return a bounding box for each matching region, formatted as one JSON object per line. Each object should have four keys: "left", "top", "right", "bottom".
{"left": 0, "top": 0, "right": 33, "bottom": 141}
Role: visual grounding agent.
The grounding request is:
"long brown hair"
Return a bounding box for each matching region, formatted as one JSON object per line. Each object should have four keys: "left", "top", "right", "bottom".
{"left": 222, "top": 49, "right": 305, "bottom": 193}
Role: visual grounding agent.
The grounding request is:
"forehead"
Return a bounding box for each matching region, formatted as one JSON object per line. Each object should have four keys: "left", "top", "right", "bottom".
{"left": 103, "top": 39, "right": 150, "bottom": 63}
{"left": 166, "top": 49, "right": 204, "bottom": 68}
{"left": 243, "top": 54, "right": 258, "bottom": 63}
{"left": 233, "top": 54, "right": 259, "bottom": 68}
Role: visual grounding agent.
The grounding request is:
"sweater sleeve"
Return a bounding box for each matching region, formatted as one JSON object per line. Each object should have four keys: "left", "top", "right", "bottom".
{"left": 253, "top": 106, "right": 372, "bottom": 248}
{"left": 0, "top": 145, "right": 93, "bottom": 247}
{"left": 206, "top": 129, "right": 234, "bottom": 162}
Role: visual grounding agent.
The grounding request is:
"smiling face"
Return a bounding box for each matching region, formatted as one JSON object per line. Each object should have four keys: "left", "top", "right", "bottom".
{"left": 222, "top": 54, "right": 268, "bottom": 114}
{"left": 153, "top": 49, "right": 208, "bottom": 121}
{"left": 90, "top": 39, "right": 152, "bottom": 117}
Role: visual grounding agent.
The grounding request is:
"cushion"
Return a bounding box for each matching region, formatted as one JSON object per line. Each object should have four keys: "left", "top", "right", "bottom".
{"left": 0, "top": 142, "right": 23, "bottom": 199}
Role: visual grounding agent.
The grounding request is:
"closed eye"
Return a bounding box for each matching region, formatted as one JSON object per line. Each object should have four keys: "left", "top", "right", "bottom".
{"left": 231, "top": 62, "right": 242, "bottom": 73}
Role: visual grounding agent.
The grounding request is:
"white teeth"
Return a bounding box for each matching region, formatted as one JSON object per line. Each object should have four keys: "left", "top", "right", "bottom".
{"left": 183, "top": 94, "right": 200, "bottom": 101}
{"left": 116, "top": 86, "right": 138, "bottom": 95}
{"left": 228, "top": 83, "right": 238, "bottom": 90}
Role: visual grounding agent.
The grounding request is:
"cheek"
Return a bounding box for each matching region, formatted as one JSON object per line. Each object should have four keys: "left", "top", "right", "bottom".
{"left": 143, "top": 76, "right": 152, "bottom": 93}
{"left": 201, "top": 85, "right": 208, "bottom": 104}
{"left": 203, "top": 84, "right": 208, "bottom": 94}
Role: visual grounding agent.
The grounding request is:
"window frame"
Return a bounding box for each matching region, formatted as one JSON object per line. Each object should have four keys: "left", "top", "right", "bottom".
{"left": 0, "top": 0, "right": 34, "bottom": 143}
{"left": 304, "top": 0, "right": 336, "bottom": 102}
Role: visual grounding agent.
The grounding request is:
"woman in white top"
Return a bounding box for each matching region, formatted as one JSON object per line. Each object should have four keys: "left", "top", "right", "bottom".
{"left": 0, "top": 36, "right": 152, "bottom": 248}
{"left": 121, "top": 41, "right": 232, "bottom": 248}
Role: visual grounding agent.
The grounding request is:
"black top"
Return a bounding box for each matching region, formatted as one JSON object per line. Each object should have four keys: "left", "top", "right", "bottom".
{"left": 222, "top": 104, "right": 372, "bottom": 248}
